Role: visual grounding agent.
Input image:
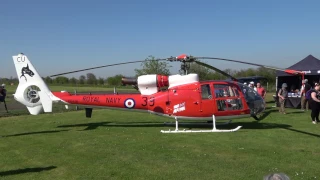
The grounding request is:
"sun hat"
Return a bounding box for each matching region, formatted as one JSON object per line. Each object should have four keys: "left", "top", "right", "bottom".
{"left": 282, "top": 83, "right": 287, "bottom": 88}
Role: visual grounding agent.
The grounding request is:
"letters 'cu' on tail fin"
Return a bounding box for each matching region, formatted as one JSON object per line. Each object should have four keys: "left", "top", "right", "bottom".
{"left": 12, "top": 53, "right": 60, "bottom": 115}
{"left": 13, "top": 53, "right": 40, "bottom": 85}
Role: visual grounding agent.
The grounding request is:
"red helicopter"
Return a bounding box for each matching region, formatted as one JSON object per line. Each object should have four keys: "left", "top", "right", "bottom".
{"left": 11, "top": 53, "right": 301, "bottom": 133}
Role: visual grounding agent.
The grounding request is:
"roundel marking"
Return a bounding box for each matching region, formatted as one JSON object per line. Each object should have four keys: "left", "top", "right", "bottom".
{"left": 124, "top": 98, "right": 135, "bottom": 109}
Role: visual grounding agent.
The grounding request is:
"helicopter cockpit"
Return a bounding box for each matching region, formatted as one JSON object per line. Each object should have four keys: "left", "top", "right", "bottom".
{"left": 202, "top": 82, "right": 265, "bottom": 119}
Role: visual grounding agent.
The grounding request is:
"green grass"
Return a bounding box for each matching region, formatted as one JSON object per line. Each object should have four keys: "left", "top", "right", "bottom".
{"left": 0, "top": 93, "right": 320, "bottom": 179}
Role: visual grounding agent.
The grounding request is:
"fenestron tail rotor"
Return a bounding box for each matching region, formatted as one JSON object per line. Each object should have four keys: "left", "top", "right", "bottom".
{"left": 25, "top": 85, "right": 40, "bottom": 103}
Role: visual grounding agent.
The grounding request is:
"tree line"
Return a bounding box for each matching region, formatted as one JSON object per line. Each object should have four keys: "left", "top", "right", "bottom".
{"left": 0, "top": 56, "right": 276, "bottom": 87}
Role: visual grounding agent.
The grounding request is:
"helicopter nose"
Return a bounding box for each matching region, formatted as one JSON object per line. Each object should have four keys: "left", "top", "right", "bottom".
{"left": 237, "top": 83, "right": 266, "bottom": 119}
{"left": 251, "top": 94, "right": 266, "bottom": 115}
{"left": 245, "top": 92, "right": 265, "bottom": 120}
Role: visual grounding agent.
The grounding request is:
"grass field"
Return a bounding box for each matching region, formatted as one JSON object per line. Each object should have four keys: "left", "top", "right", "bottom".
{"left": 0, "top": 87, "right": 320, "bottom": 179}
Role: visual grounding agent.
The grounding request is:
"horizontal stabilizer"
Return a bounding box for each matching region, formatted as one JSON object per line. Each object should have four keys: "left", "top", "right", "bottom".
{"left": 38, "top": 91, "right": 53, "bottom": 112}
{"left": 27, "top": 106, "right": 43, "bottom": 115}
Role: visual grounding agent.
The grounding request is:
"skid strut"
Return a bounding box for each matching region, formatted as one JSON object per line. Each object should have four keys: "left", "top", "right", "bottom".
{"left": 160, "top": 115, "right": 242, "bottom": 133}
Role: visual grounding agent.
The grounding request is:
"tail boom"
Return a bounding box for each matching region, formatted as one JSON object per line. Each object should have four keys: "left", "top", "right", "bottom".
{"left": 52, "top": 92, "right": 149, "bottom": 111}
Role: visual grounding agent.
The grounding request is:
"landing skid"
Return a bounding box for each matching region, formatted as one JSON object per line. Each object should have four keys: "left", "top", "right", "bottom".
{"left": 160, "top": 115, "right": 242, "bottom": 133}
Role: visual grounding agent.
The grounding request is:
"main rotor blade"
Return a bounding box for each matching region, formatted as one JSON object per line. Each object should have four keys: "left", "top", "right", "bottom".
{"left": 49, "top": 59, "right": 167, "bottom": 77}
{"left": 194, "top": 61, "right": 238, "bottom": 81}
{"left": 195, "top": 57, "right": 285, "bottom": 72}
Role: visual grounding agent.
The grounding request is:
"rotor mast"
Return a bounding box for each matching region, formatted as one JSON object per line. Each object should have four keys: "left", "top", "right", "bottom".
{"left": 180, "top": 61, "right": 190, "bottom": 75}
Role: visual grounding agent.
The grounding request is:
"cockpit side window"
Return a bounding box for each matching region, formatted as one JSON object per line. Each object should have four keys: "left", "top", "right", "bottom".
{"left": 201, "top": 84, "right": 212, "bottom": 99}
{"left": 214, "top": 84, "right": 243, "bottom": 111}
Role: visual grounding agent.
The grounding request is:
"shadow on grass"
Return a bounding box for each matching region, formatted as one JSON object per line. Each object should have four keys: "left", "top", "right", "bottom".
{"left": 0, "top": 166, "right": 57, "bottom": 177}
{"left": 57, "top": 120, "right": 320, "bottom": 138}
{"left": 266, "top": 100, "right": 275, "bottom": 104}
{"left": 58, "top": 122, "right": 112, "bottom": 131}
{"left": 57, "top": 121, "right": 291, "bottom": 130}
{"left": 283, "top": 127, "right": 320, "bottom": 138}
{"left": 287, "top": 111, "right": 306, "bottom": 114}
{"left": 57, "top": 122, "right": 165, "bottom": 130}
{"left": 257, "top": 109, "right": 279, "bottom": 120}
{"left": 229, "top": 122, "right": 320, "bottom": 138}
{"left": 1, "top": 130, "right": 69, "bottom": 138}
{"left": 257, "top": 108, "right": 305, "bottom": 120}
{"left": 161, "top": 121, "right": 293, "bottom": 131}
{"left": 217, "top": 121, "right": 292, "bottom": 130}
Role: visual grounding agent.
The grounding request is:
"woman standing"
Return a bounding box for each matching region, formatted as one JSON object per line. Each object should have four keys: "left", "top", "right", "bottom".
{"left": 309, "top": 83, "right": 320, "bottom": 124}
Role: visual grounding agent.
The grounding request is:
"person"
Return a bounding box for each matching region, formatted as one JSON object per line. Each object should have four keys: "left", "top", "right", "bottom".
{"left": 256, "top": 82, "right": 266, "bottom": 99}
{"left": 278, "top": 83, "right": 288, "bottom": 114}
{"left": 263, "top": 173, "right": 290, "bottom": 180}
{"left": 0, "top": 84, "right": 8, "bottom": 112}
{"left": 308, "top": 83, "right": 320, "bottom": 124}
{"left": 0, "top": 84, "right": 6, "bottom": 102}
{"left": 249, "top": 81, "right": 257, "bottom": 91}
{"left": 290, "top": 88, "right": 295, "bottom": 93}
{"left": 300, "top": 79, "right": 311, "bottom": 111}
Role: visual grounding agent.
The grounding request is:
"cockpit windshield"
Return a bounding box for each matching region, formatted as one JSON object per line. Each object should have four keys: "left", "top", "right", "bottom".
{"left": 238, "top": 83, "right": 265, "bottom": 116}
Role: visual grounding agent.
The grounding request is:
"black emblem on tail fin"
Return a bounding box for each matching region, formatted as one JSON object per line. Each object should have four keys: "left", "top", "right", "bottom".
{"left": 20, "top": 64, "right": 34, "bottom": 82}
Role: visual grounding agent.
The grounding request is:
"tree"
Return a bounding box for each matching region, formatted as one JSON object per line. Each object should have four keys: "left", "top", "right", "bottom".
{"left": 70, "top": 77, "right": 78, "bottom": 85}
{"left": 207, "top": 71, "right": 225, "bottom": 80}
{"left": 44, "top": 76, "right": 53, "bottom": 84}
{"left": 54, "top": 76, "right": 69, "bottom": 84}
{"left": 135, "top": 56, "right": 171, "bottom": 77}
{"left": 187, "top": 61, "right": 237, "bottom": 81}
{"left": 254, "top": 67, "right": 276, "bottom": 84}
{"left": 0, "top": 77, "right": 18, "bottom": 86}
{"left": 98, "top": 77, "right": 105, "bottom": 85}
{"left": 86, "top": 73, "right": 97, "bottom": 85}
{"left": 106, "top": 74, "right": 123, "bottom": 86}
{"left": 79, "top": 75, "right": 86, "bottom": 85}
{"left": 187, "top": 61, "right": 212, "bottom": 80}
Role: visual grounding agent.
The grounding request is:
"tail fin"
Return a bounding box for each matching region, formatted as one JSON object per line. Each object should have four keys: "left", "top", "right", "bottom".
{"left": 12, "top": 53, "right": 56, "bottom": 115}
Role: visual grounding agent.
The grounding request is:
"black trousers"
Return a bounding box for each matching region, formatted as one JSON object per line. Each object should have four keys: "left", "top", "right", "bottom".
{"left": 310, "top": 101, "right": 320, "bottom": 121}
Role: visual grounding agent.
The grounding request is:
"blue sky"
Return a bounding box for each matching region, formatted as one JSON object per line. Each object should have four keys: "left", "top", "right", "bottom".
{"left": 1, "top": 0, "right": 320, "bottom": 79}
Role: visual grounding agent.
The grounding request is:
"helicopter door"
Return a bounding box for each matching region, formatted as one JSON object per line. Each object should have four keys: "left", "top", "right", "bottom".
{"left": 213, "top": 84, "right": 244, "bottom": 116}
{"left": 199, "top": 84, "right": 215, "bottom": 116}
